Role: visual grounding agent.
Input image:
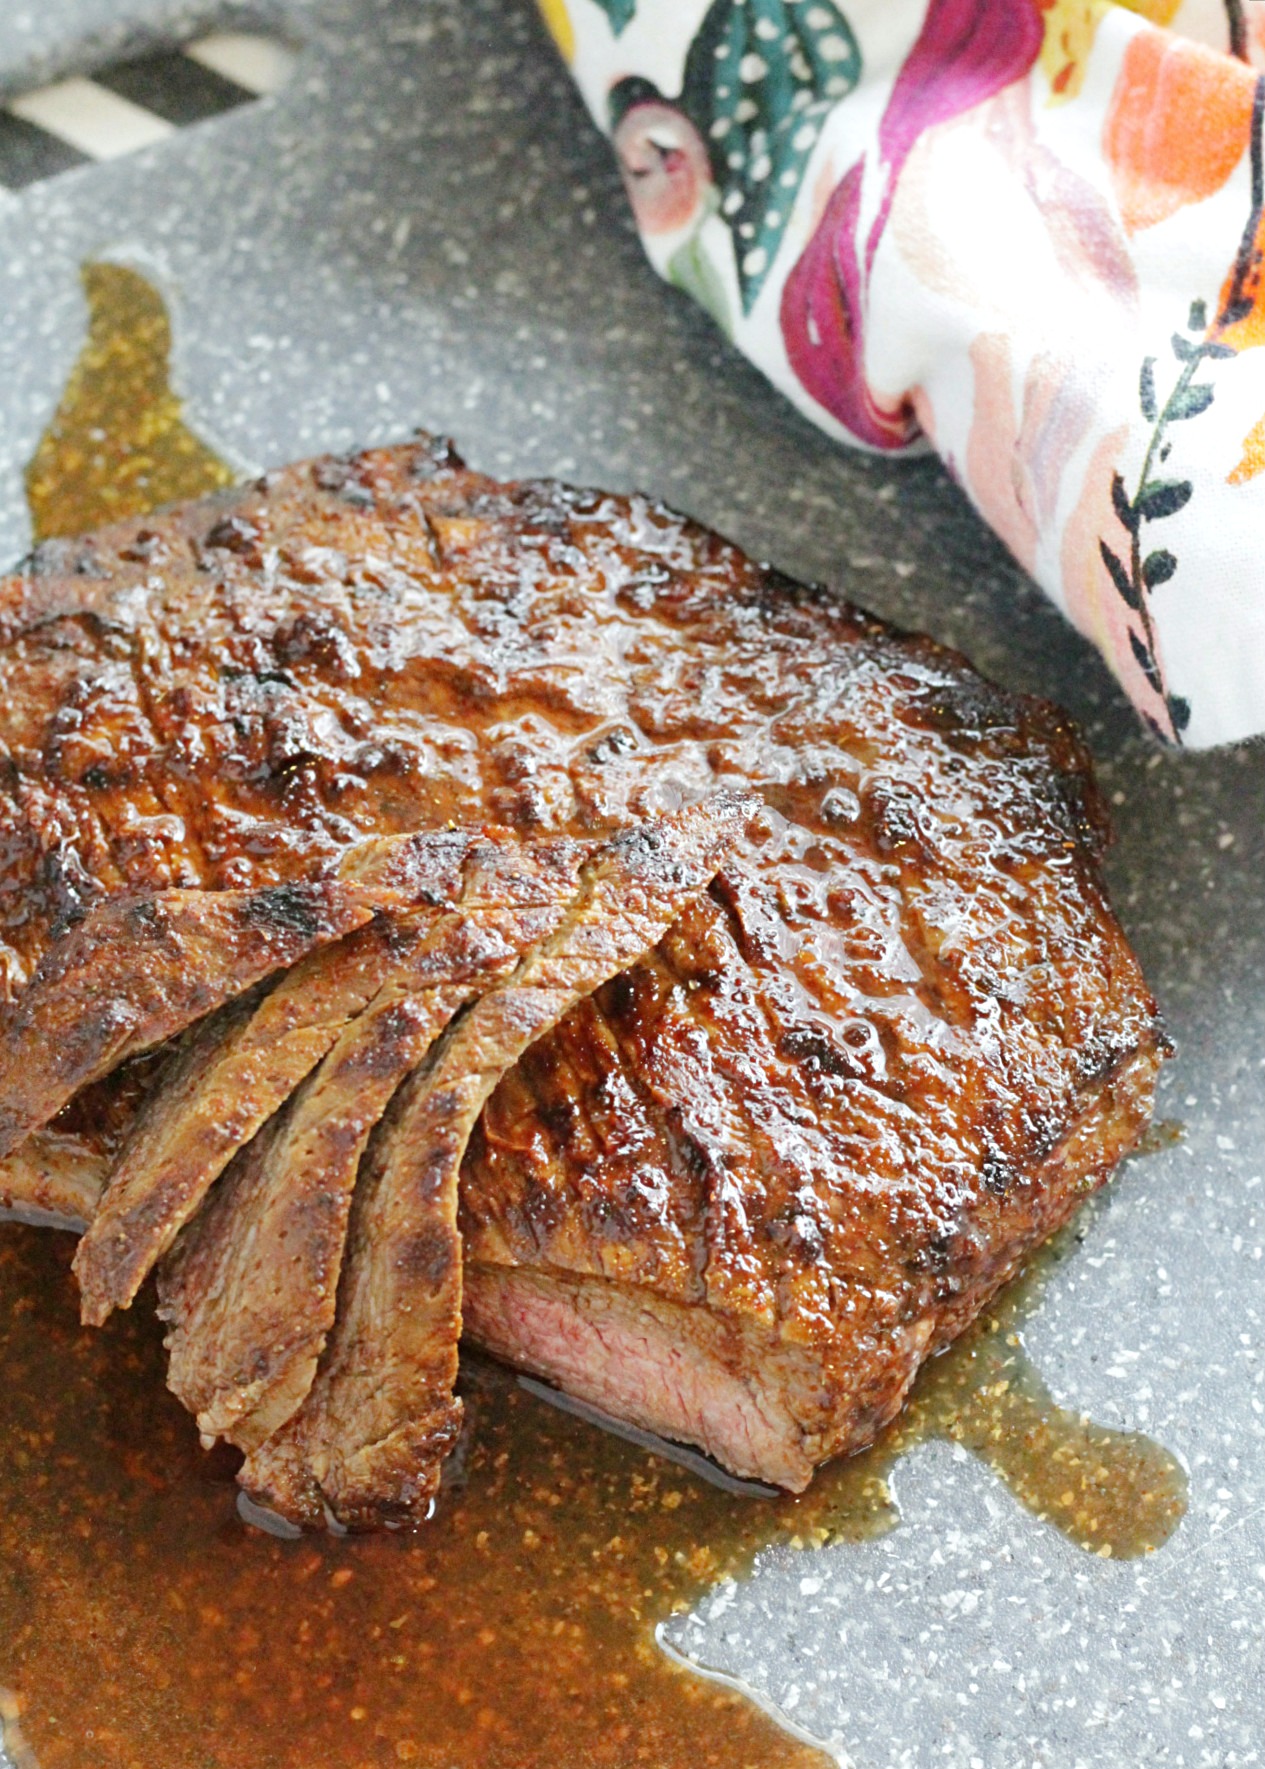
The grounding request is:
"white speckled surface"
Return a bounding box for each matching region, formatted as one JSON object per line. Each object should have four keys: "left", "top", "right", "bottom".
{"left": 0, "top": 2, "right": 1262, "bottom": 1764}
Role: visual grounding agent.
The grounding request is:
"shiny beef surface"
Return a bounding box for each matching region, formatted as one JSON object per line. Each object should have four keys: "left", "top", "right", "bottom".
{"left": 0, "top": 437, "right": 1166, "bottom": 1489}
{"left": 0, "top": 435, "right": 1097, "bottom": 982}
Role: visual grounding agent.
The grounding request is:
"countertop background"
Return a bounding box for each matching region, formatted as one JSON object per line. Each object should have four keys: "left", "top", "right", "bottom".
{"left": 0, "top": 2, "right": 1262, "bottom": 1763}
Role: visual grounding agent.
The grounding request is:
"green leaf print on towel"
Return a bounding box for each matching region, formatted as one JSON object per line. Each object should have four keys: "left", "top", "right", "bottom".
{"left": 591, "top": 0, "right": 637, "bottom": 36}
{"left": 682, "top": 0, "right": 861, "bottom": 312}
{"left": 1101, "top": 74, "right": 1265, "bottom": 744}
{"left": 610, "top": 0, "right": 862, "bottom": 318}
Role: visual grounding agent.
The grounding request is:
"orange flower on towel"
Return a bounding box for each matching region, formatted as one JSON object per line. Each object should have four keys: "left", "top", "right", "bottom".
{"left": 1229, "top": 412, "right": 1265, "bottom": 482}
{"left": 1104, "top": 29, "right": 1258, "bottom": 233}
{"left": 1218, "top": 79, "right": 1265, "bottom": 479}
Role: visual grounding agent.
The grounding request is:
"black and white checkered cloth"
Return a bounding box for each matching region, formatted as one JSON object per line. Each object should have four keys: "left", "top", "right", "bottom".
{"left": 0, "top": 33, "right": 294, "bottom": 189}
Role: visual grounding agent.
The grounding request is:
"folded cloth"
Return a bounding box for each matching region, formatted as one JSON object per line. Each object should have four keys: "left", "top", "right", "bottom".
{"left": 541, "top": 0, "right": 1265, "bottom": 747}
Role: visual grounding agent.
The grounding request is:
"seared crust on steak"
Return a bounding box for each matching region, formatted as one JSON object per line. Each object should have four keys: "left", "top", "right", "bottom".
{"left": 0, "top": 437, "right": 1168, "bottom": 1506}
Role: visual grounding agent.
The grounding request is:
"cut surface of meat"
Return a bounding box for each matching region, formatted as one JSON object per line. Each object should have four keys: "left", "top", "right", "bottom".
{"left": 0, "top": 1131, "right": 108, "bottom": 1227}
{"left": 0, "top": 882, "right": 378, "bottom": 1159}
{"left": 241, "top": 797, "right": 748, "bottom": 1526}
{"left": 1, "top": 1052, "right": 168, "bottom": 1226}
{"left": 0, "top": 437, "right": 1169, "bottom": 1500}
{"left": 158, "top": 830, "right": 596, "bottom": 1451}
{"left": 74, "top": 830, "right": 483, "bottom": 1324}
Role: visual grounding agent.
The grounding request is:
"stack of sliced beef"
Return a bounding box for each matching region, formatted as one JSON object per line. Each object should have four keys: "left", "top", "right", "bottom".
{"left": 0, "top": 439, "right": 1167, "bottom": 1525}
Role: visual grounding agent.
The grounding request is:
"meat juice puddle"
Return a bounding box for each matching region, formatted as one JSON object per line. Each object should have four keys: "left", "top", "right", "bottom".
{"left": 0, "top": 266, "right": 1189, "bottom": 1767}
{"left": 24, "top": 261, "right": 235, "bottom": 543}
{"left": 0, "top": 1214, "right": 1187, "bottom": 1769}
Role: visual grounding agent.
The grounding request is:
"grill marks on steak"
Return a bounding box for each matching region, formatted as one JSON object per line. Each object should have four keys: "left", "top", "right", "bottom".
{"left": 0, "top": 438, "right": 1168, "bottom": 1511}
{"left": 240, "top": 798, "right": 749, "bottom": 1526}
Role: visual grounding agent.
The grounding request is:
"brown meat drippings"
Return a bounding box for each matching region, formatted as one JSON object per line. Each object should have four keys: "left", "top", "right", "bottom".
{"left": 0, "top": 1220, "right": 1184, "bottom": 1768}
{"left": 0, "top": 264, "right": 1186, "bottom": 1768}
{"left": 25, "top": 262, "right": 235, "bottom": 544}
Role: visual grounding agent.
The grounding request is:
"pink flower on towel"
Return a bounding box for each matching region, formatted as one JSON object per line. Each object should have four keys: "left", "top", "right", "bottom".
{"left": 781, "top": 163, "right": 915, "bottom": 449}
{"left": 870, "top": 0, "right": 1047, "bottom": 265}
{"left": 781, "top": 0, "right": 1045, "bottom": 446}
{"left": 612, "top": 91, "right": 714, "bottom": 238}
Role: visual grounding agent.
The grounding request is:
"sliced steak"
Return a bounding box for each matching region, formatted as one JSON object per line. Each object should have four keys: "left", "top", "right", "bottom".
{"left": 0, "top": 439, "right": 1169, "bottom": 1497}
{"left": 74, "top": 832, "right": 480, "bottom": 1324}
{"left": 241, "top": 797, "right": 748, "bottom": 1526}
{"left": 0, "top": 830, "right": 470, "bottom": 1163}
{"left": 0, "top": 883, "right": 377, "bottom": 1158}
{"left": 157, "top": 831, "right": 599, "bottom": 1451}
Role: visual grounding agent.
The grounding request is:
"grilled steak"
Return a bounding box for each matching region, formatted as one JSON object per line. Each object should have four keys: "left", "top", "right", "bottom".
{"left": 0, "top": 436, "right": 1167, "bottom": 1506}
{"left": 0, "top": 829, "right": 480, "bottom": 1162}
{"left": 241, "top": 799, "right": 747, "bottom": 1527}
{"left": 74, "top": 830, "right": 485, "bottom": 1324}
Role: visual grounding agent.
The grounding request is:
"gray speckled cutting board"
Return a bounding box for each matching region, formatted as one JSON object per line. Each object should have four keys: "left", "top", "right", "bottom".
{"left": 0, "top": 2, "right": 1262, "bottom": 1764}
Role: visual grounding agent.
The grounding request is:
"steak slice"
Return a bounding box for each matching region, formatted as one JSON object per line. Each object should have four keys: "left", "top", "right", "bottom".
{"left": 240, "top": 797, "right": 749, "bottom": 1526}
{"left": 73, "top": 831, "right": 480, "bottom": 1324}
{"left": 0, "top": 883, "right": 377, "bottom": 1159}
{"left": 157, "top": 830, "right": 598, "bottom": 1451}
{"left": 0, "top": 1054, "right": 168, "bottom": 1226}
{"left": 0, "top": 830, "right": 469, "bottom": 1163}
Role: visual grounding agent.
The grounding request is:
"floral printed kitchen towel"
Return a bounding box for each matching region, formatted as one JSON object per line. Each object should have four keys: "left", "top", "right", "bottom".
{"left": 538, "top": 0, "right": 1265, "bottom": 747}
